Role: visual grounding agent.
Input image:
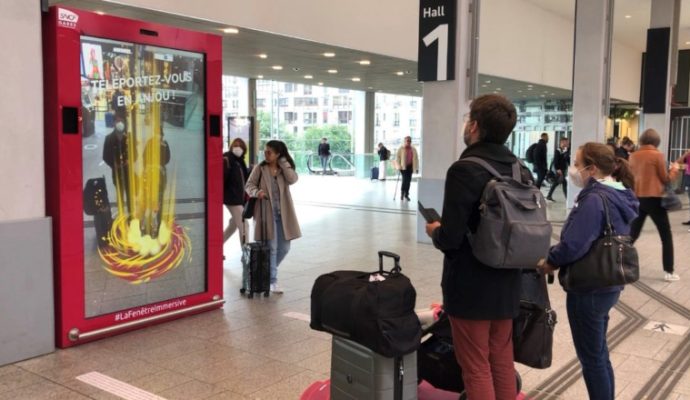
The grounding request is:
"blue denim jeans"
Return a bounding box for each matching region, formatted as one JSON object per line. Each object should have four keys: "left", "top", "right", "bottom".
{"left": 269, "top": 214, "right": 290, "bottom": 284}
{"left": 566, "top": 290, "right": 621, "bottom": 400}
{"left": 320, "top": 156, "right": 329, "bottom": 172}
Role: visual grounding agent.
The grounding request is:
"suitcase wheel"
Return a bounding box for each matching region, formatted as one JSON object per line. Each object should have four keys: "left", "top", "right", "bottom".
{"left": 239, "top": 287, "right": 246, "bottom": 294}
{"left": 263, "top": 291, "right": 270, "bottom": 298}
{"left": 247, "top": 292, "right": 254, "bottom": 299}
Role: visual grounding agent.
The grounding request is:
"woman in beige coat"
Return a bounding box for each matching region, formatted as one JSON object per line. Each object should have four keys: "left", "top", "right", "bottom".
{"left": 245, "top": 140, "right": 301, "bottom": 293}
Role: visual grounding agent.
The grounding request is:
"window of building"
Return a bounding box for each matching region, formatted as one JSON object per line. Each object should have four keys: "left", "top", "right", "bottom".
{"left": 294, "top": 97, "right": 319, "bottom": 107}
{"left": 284, "top": 112, "right": 297, "bottom": 124}
{"left": 338, "top": 111, "right": 352, "bottom": 124}
{"left": 376, "top": 113, "right": 380, "bottom": 127}
{"left": 278, "top": 98, "right": 289, "bottom": 107}
{"left": 333, "top": 96, "right": 352, "bottom": 107}
{"left": 323, "top": 111, "right": 329, "bottom": 124}
{"left": 256, "top": 99, "right": 266, "bottom": 108}
{"left": 409, "top": 118, "right": 417, "bottom": 127}
{"left": 304, "top": 112, "right": 317, "bottom": 125}
{"left": 339, "top": 88, "right": 350, "bottom": 94}
{"left": 285, "top": 83, "right": 296, "bottom": 93}
{"left": 304, "top": 85, "right": 312, "bottom": 95}
{"left": 394, "top": 113, "right": 400, "bottom": 127}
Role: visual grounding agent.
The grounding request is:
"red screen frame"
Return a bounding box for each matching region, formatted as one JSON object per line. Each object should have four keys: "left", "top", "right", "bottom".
{"left": 43, "top": 6, "right": 223, "bottom": 348}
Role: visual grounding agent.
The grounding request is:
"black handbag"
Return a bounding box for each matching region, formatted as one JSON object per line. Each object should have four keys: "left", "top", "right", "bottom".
{"left": 559, "top": 193, "right": 640, "bottom": 291}
{"left": 513, "top": 271, "right": 557, "bottom": 369}
{"left": 310, "top": 251, "right": 421, "bottom": 357}
{"left": 242, "top": 167, "right": 262, "bottom": 220}
{"left": 661, "top": 184, "right": 683, "bottom": 211}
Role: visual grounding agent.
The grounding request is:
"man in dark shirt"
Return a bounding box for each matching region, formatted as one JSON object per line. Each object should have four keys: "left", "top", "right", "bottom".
{"left": 103, "top": 115, "right": 136, "bottom": 215}
{"left": 317, "top": 137, "right": 330, "bottom": 173}
{"left": 534, "top": 132, "right": 549, "bottom": 188}
{"left": 546, "top": 137, "right": 570, "bottom": 201}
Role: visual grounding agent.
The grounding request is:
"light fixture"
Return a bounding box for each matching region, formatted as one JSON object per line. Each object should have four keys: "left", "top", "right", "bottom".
{"left": 540, "top": 94, "right": 546, "bottom": 97}
{"left": 625, "top": 15, "right": 632, "bottom": 19}
{"left": 368, "top": 86, "right": 374, "bottom": 89}
{"left": 527, "top": 84, "right": 533, "bottom": 88}
{"left": 635, "top": 110, "right": 641, "bottom": 115}
{"left": 359, "top": 60, "right": 371, "bottom": 65}
{"left": 328, "top": 69, "right": 338, "bottom": 74}
{"left": 496, "top": 88, "right": 502, "bottom": 91}
{"left": 304, "top": 75, "right": 313, "bottom": 79}
{"left": 272, "top": 65, "right": 283, "bottom": 70}
{"left": 95, "top": 11, "right": 105, "bottom": 15}
{"left": 323, "top": 52, "right": 336, "bottom": 58}
{"left": 485, "top": 80, "right": 491, "bottom": 84}
{"left": 223, "top": 27, "right": 239, "bottom": 34}
{"left": 352, "top": 77, "right": 361, "bottom": 82}
{"left": 481, "top": 84, "right": 487, "bottom": 88}
{"left": 318, "top": 82, "right": 324, "bottom": 86}
{"left": 257, "top": 75, "right": 264, "bottom": 79}
{"left": 258, "top": 54, "right": 268, "bottom": 59}
{"left": 493, "top": 91, "right": 499, "bottom": 94}
{"left": 292, "top": 67, "right": 301, "bottom": 72}
{"left": 527, "top": 88, "right": 533, "bottom": 91}
{"left": 517, "top": 90, "right": 522, "bottom": 93}
{"left": 686, "top": 41, "right": 690, "bottom": 45}
{"left": 396, "top": 71, "right": 404, "bottom": 76}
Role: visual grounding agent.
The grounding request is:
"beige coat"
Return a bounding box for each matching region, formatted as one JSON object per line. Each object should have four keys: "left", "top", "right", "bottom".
{"left": 245, "top": 160, "right": 302, "bottom": 241}
{"left": 395, "top": 145, "right": 419, "bottom": 172}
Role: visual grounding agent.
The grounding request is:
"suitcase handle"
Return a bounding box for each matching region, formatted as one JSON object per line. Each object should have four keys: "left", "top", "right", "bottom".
{"left": 378, "top": 251, "right": 401, "bottom": 274}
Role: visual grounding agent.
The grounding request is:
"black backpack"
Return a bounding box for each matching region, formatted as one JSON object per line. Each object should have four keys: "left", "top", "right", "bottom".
{"left": 83, "top": 177, "right": 109, "bottom": 216}
{"left": 525, "top": 143, "right": 537, "bottom": 164}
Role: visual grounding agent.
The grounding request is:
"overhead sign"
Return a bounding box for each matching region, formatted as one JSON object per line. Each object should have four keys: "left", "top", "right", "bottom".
{"left": 418, "top": 0, "right": 457, "bottom": 82}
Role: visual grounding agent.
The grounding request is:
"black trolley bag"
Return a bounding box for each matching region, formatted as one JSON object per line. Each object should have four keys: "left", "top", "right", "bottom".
{"left": 310, "top": 251, "right": 422, "bottom": 358}
{"left": 240, "top": 198, "right": 271, "bottom": 298}
{"left": 83, "top": 176, "right": 113, "bottom": 247}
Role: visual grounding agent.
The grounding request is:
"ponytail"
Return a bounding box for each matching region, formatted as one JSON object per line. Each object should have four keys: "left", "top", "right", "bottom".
{"left": 612, "top": 157, "right": 635, "bottom": 190}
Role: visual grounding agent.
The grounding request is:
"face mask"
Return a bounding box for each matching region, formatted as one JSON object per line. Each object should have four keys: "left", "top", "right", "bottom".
{"left": 568, "top": 165, "right": 590, "bottom": 188}
{"left": 115, "top": 122, "right": 125, "bottom": 132}
{"left": 232, "top": 147, "right": 243, "bottom": 157}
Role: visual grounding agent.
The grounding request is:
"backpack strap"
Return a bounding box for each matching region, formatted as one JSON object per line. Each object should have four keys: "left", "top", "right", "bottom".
{"left": 463, "top": 156, "right": 523, "bottom": 181}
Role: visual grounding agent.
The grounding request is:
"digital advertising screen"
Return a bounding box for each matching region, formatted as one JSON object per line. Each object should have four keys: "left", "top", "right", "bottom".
{"left": 80, "top": 37, "right": 207, "bottom": 318}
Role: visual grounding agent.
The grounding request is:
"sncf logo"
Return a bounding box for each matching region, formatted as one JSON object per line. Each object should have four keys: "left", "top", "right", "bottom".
{"left": 57, "top": 8, "right": 79, "bottom": 29}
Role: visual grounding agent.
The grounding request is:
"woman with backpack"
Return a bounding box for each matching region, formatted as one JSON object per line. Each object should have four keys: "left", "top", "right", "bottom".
{"left": 538, "top": 143, "right": 638, "bottom": 400}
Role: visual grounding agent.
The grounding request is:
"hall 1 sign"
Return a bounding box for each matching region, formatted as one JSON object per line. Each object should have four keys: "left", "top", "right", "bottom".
{"left": 418, "top": 0, "right": 457, "bottom": 82}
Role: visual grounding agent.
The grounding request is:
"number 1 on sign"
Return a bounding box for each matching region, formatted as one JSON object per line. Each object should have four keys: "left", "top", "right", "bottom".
{"left": 423, "top": 24, "right": 449, "bottom": 81}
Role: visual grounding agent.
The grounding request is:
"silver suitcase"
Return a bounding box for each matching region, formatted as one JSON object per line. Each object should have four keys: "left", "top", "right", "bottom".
{"left": 330, "top": 336, "right": 418, "bottom": 400}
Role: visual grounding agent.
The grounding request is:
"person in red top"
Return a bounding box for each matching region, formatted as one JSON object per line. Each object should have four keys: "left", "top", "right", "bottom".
{"left": 629, "top": 128, "right": 680, "bottom": 281}
{"left": 395, "top": 136, "right": 419, "bottom": 201}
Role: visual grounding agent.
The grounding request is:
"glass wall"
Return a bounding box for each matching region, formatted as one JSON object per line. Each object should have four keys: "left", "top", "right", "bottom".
{"left": 510, "top": 99, "right": 573, "bottom": 165}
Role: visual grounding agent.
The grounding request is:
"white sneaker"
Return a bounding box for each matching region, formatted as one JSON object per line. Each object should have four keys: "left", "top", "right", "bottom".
{"left": 664, "top": 273, "right": 680, "bottom": 282}
{"left": 270, "top": 283, "right": 284, "bottom": 294}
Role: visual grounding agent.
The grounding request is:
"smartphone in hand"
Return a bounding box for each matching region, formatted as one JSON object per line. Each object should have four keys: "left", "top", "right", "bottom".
{"left": 418, "top": 201, "right": 441, "bottom": 223}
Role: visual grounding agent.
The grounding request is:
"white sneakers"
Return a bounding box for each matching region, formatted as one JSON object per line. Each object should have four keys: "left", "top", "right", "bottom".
{"left": 664, "top": 272, "right": 681, "bottom": 282}
{"left": 270, "top": 283, "right": 284, "bottom": 294}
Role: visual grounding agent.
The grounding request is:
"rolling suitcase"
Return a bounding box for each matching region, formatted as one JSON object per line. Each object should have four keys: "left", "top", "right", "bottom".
{"left": 83, "top": 176, "right": 113, "bottom": 247}
{"left": 240, "top": 199, "right": 270, "bottom": 298}
{"left": 370, "top": 167, "right": 379, "bottom": 180}
{"left": 105, "top": 111, "right": 115, "bottom": 128}
{"left": 331, "top": 336, "right": 417, "bottom": 400}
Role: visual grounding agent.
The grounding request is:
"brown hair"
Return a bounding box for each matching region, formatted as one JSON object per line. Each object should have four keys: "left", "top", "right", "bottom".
{"left": 230, "top": 138, "right": 247, "bottom": 155}
{"left": 580, "top": 142, "right": 635, "bottom": 189}
{"left": 639, "top": 129, "right": 661, "bottom": 147}
{"left": 469, "top": 94, "right": 517, "bottom": 144}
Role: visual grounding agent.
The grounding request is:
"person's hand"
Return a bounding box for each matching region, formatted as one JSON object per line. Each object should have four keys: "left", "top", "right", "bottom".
{"left": 425, "top": 221, "right": 441, "bottom": 237}
{"left": 536, "top": 258, "right": 556, "bottom": 274}
{"left": 670, "top": 162, "right": 680, "bottom": 171}
{"left": 257, "top": 191, "right": 267, "bottom": 200}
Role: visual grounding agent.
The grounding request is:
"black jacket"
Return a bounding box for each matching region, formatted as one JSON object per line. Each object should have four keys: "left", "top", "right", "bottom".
{"left": 615, "top": 147, "right": 629, "bottom": 160}
{"left": 318, "top": 143, "right": 331, "bottom": 156}
{"left": 534, "top": 139, "right": 548, "bottom": 171}
{"left": 431, "top": 142, "right": 529, "bottom": 320}
{"left": 552, "top": 147, "right": 570, "bottom": 172}
{"left": 378, "top": 146, "right": 389, "bottom": 161}
{"left": 223, "top": 152, "right": 249, "bottom": 206}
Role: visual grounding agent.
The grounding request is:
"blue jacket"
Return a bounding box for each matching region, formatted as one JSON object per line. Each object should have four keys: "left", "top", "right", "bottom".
{"left": 548, "top": 179, "right": 639, "bottom": 290}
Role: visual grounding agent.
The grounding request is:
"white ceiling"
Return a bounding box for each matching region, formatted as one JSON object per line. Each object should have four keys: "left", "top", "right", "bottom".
{"left": 524, "top": 0, "right": 690, "bottom": 51}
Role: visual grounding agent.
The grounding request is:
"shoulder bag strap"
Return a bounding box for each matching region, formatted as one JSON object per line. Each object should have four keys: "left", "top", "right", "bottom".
{"left": 462, "top": 157, "right": 503, "bottom": 179}
{"left": 594, "top": 192, "right": 614, "bottom": 236}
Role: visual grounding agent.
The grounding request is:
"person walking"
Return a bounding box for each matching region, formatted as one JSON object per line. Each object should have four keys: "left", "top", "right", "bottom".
{"left": 534, "top": 133, "right": 549, "bottom": 189}
{"left": 317, "top": 137, "right": 330, "bottom": 173}
{"left": 223, "top": 138, "right": 250, "bottom": 250}
{"left": 538, "top": 142, "right": 638, "bottom": 400}
{"left": 425, "top": 94, "right": 526, "bottom": 400}
{"left": 546, "top": 137, "right": 570, "bottom": 201}
{"left": 395, "top": 136, "right": 419, "bottom": 201}
{"left": 629, "top": 129, "right": 680, "bottom": 281}
{"left": 245, "top": 140, "right": 301, "bottom": 293}
{"left": 674, "top": 148, "right": 690, "bottom": 226}
{"left": 377, "top": 142, "right": 390, "bottom": 181}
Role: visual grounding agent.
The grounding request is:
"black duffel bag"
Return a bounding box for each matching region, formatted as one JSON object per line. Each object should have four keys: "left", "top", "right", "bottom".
{"left": 310, "top": 250, "right": 421, "bottom": 357}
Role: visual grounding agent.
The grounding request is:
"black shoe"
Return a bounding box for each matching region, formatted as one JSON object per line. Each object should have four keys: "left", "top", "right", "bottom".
{"left": 546, "top": 196, "right": 555, "bottom": 202}
{"left": 682, "top": 220, "right": 690, "bottom": 226}
{"left": 405, "top": 195, "right": 411, "bottom": 201}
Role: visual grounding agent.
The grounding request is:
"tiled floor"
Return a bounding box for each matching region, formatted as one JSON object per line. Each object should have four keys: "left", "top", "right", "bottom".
{"left": 3, "top": 175, "right": 690, "bottom": 399}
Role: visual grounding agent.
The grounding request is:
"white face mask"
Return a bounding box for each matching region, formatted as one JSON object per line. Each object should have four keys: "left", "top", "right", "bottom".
{"left": 115, "top": 122, "right": 125, "bottom": 132}
{"left": 568, "top": 165, "right": 590, "bottom": 188}
{"left": 231, "top": 147, "right": 243, "bottom": 157}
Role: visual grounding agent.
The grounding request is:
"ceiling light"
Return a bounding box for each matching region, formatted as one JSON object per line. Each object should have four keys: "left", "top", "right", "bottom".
{"left": 540, "top": 95, "right": 546, "bottom": 97}
{"left": 517, "top": 90, "right": 522, "bottom": 93}
{"left": 359, "top": 60, "right": 371, "bottom": 65}
{"left": 352, "top": 77, "right": 361, "bottom": 82}
{"left": 493, "top": 91, "right": 499, "bottom": 94}
{"left": 223, "top": 27, "right": 239, "bottom": 34}
{"left": 496, "top": 88, "right": 502, "bottom": 91}
{"left": 95, "top": 11, "right": 105, "bottom": 15}
{"left": 368, "top": 86, "right": 374, "bottom": 89}
{"left": 292, "top": 67, "right": 301, "bottom": 72}
{"left": 481, "top": 85, "right": 487, "bottom": 88}
{"left": 396, "top": 71, "right": 404, "bottom": 76}
{"left": 258, "top": 54, "right": 268, "bottom": 59}
{"left": 527, "top": 88, "right": 533, "bottom": 91}
{"left": 328, "top": 69, "right": 338, "bottom": 74}
{"left": 304, "top": 75, "right": 313, "bottom": 79}
{"left": 318, "top": 82, "right": 324, "bottom": 86}
{"left": 686, "top": 41, "right": 690, "bottom": 45}
{"left": 257, "top": 75, "right": 264, "bottom": 79}
{"left": 485, "top": 80, "right": 491, "bottom": 84}
{"left": 527, "top": 84, "right": 533, "bottom": 88}
{"left": 635, "top": 110, "right": 640, "bottom": 115}
{"left": 625, "top": 15, "right": 632, "bottom": 19}
{"left": 323, "top": 52, "right": 336, "bottom": 58}
{"left": 272, "top": 65, "right": 283, "bottom": 70}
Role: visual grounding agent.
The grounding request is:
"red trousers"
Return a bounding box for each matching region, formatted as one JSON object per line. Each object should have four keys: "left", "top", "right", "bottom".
{"left": 449, "top": 317, "right": 516, "bottom": 400}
